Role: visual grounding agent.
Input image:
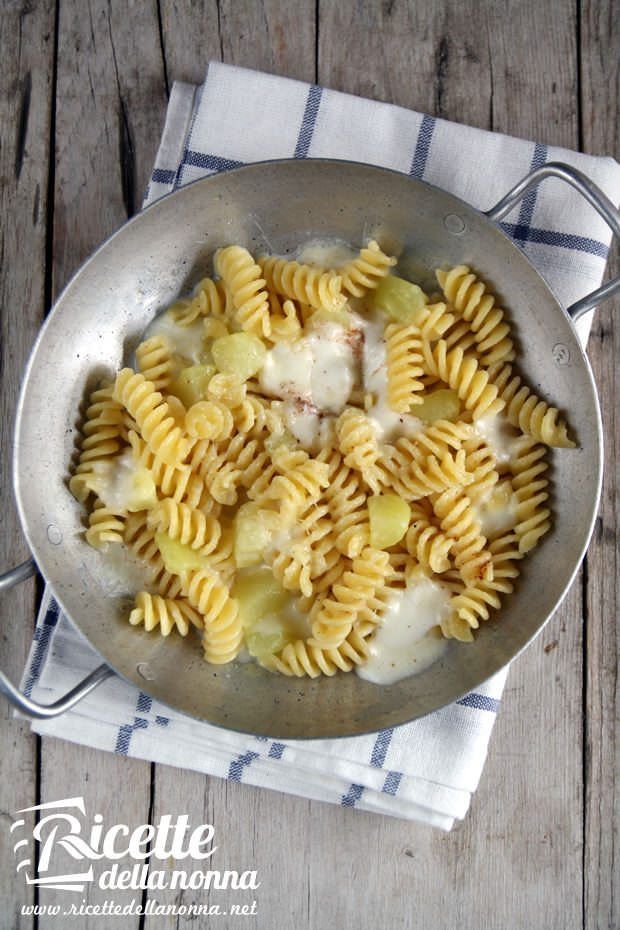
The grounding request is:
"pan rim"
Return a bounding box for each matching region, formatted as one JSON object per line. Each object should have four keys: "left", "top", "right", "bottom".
{"left": 11, "top": 158, "right": 605, "bottom": 738}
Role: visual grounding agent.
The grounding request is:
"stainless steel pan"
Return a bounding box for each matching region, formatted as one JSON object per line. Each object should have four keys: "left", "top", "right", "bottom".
{"left": 2, "top": 159, "right": 618, "bottom": 738}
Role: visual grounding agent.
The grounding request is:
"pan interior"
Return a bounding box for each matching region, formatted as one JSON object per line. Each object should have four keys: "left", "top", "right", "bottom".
{"left": 13, "top": 160, "right": 602, "bottom": 738}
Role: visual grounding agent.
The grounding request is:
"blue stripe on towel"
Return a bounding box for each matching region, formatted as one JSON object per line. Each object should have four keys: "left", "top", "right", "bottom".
{"left": 23, "top": 599, "right": 60, "bottom": 697}
{"left": 500, "top": 222, "right": 608, "bottom": 259}
{"left": 382, "top": 771, "right": 402, "bottom": 796}
{"left": 182, "top": 150, "right": 245, "bottom": 173}
{"left": 294, "top": 85, "right": 323, "bottom": 159}
{"left": 515, "top": 142, "right": 548, "bottom": 234}
{"left": 341, "top": 783, "right": 365, "bottom": 808}
{"left": 136, "top": 692, "right": 152, "bottom": 713}
{"left": 114, "top": 717, "right": 148, "bottom": 756}
{"left": 151, "top": 167, "right": 177, "bottom": 184}
{"left": 370, "top": 728, "right": 394, "bottom": 767}
{"left": 114, "top": 693, "right": 151, "bottom": 756}
{"left": 409, "top": 114, "right": 436, "bottom": 178}
{"left": 457, "top": 692, "right": 501, "bottom": 713}
{"left": 228, "top": 751, "right": 260, "bottom": 782}
{"left": 268, "top": 742, "right": 286, "bottom": 760}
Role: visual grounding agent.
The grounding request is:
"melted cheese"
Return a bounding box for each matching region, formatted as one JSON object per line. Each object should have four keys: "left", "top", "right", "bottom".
{"left": 472, "top": 480, "right": 519, "bottom": 539}
{"left": 475, "top": 414, "right": 521, "bottom": 466}
{"left": 296, "top": 239, "right": 357, "bottom": 268}
{"left": 142, "top": 312, "right": 206, "bottom": 365}
{"left": 356, "top": 576, "right": 450, "bottom": 685}
{"left": 258, "top": 321, "right": 356, "bottom": 449}
{"left": 88, "top": 450, "right": 156, "bottom": 514}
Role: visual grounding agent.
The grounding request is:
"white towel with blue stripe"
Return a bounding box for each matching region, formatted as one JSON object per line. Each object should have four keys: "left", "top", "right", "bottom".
{"left": 20, "top": 63, "right": 620, "bottom": 829}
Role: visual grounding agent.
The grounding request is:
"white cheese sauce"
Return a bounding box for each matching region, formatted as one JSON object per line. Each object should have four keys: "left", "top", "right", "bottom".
{"left": 472, "top": 480, "right": 519, "bottom": 540}
{"left": 360, "top": 312, "right": 423, "bottom": 442}
{"left": 474, "top": 414, "right": 521, "bottom": 466}
{"left": 258, "top": 320, "right": 357, "bottom": 449}
{"left": 296, "top": 239, "right": 357, "bottom": 268}
{"left": 88, "top": 450, "right": 155, "bottom": 513}
{"left": 141, "top": 312, "right": 206, "bottom": 365}
{"left": 356, "top": 575, "right": 450, "bottom": 685}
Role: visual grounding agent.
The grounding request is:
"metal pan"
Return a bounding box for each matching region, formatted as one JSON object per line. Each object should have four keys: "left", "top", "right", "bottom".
{"left": 2, "top": 159, "right": 618, "bottom": 738}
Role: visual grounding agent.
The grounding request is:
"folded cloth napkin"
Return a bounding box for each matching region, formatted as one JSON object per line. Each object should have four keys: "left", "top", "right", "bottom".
{"left": 20, "top": 63, "right": 620, "bottom": 829}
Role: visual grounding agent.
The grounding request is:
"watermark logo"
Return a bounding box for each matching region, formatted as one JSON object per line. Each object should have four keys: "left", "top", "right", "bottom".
{"left": 10, "top": 797, "right": 259, "bottom": 898}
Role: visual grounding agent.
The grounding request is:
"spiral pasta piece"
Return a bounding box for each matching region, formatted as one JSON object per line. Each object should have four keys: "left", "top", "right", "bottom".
{"left": 397, "top": 420, "right": 473, "bottom": 460}
{"left": 124, "top": 512, "right": 161, "bottom": 566}
{"left": 183, "top": 568, "right": 243, "bottom": 664}
{"left": 267, "top": 295, "right": 303, "bottom": 342}
{"left": 259, "top": 255, "right": 345, "bottom": 311}
{"left": 135, "top": 336, "right": 175, "bottom": 392}
{"left": 310, "top": 547, "right": 391, "bottom": 647}
{"left": 129, "top": 592, "right": 202, "bottom": 636}
{"left": 113, "top": 369, "right": 192, "bottom": 466}
{"left": 510, "top": 437, "right": 551, "bottom": 553}
{"left": 214, "top": 246, "right": 271, "bottom": 338}
{"left": 168, "top": 278, "right": 228, "bottom": 326}
{"left": 147, "top": 499, "right": 222, "bottom": 554}
{"left": 85, "top": 499, "right": 125, "bottom": 549}
{"left": 336, "top": 408, "right": 381, "bottom": 493}
{"left": 432, "top": 486, "right": 493, "bottom": 585}
{"left": 378, "top": 446, "right": 468, "bottom": 501}
{"left": 205, "top": 527, "right": 237, "bottom": 586}
{"left": 127, "top": 430, "right": 220, "bottom": 516}
{"left": 443, "top": 533, "right": 521, "bottom": 639}
{"left": 422, "top": 340, "right": 505, "bottom": 420}
{"left": 385, "top": 323, "right": 426, "bottom": 411}
{"left": 405, "top": 502, "right": 452, "bottom": 573}
{"left": 185, "top": 400, "right": 234, "bottom": 441}
{"left": 263, "top": 619, "right": 377, "bottom": 678}
{"left": 232, "top": 394, "right": 284, "bottom": 438}
{"left": 199, "top": 434, "right": 265, "bottom": 506}
{"left": 207, "top": 372, "right": 247, "bottom": 407}
{"left": 262, "top": 447, "right": 329, "bottom": 517}
{"left": 339, "top": 240, "right": 397, "bottom": 297}
{"left": 122, "top": 514, "right": 183, "bottom": 599}
{"left": 436, "top": 265, "right": 515, "bottom": 367}
{"left": 69, "top": 383, "right": 127, "bottom": 502}
{"left": 487, "top": 362, "right": 575, "bottom": 448}
{"left": 462, "top": 435, "right": 500, "bottom": 502}
{"left": 317, "top": 446, "right": 370, "bottom": 558}
{"left": 415, "top": 301, "right": 456, "bottom": 341}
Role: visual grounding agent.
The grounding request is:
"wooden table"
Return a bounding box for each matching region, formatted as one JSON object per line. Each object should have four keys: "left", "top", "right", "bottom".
{"left": 1, "top": 3, "right": 617, "bottom": 928}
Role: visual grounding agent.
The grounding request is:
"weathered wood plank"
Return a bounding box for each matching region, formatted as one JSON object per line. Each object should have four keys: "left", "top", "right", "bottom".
{"left": 158, "top": 0, "right": 221, "bottom": 87}
{"left": 581, "top": 4, "right": 619, "bottom": 927}
{"left": 37, "top": 3, "right": 167, "bottom": 927}
{"left": 0, "top": 3, "right": 55, "bottom": 929}
{"left": 159, "top": 0, "right": 316, "bottom": 86}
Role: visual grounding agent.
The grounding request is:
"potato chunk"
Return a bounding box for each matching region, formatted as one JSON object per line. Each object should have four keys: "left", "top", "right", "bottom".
{"left": 155, "top": 532, "right": 205, "bottom": 574}
{"left": 212, "top": 332, "right": 267, "bottom": 381}
{"left": 368, "top": 493, "right": 411, "bottom": 549}
{"left": 370, "top": 275, "right": 427, "bottom": 323}
{"left": 414, "top": 388, "right": 461, "bottom": 423}
{"left": 168, "top": 364, "right": 216, "bottom": 407}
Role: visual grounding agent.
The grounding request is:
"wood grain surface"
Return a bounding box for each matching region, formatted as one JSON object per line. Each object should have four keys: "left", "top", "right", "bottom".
{"left": 0, "top": 2, "right": 616, "bottom": 929}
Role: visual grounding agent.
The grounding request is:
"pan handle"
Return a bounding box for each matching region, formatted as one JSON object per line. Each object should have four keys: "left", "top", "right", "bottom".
{"left": 485, "top": 162, "right": 620, "bottom": 322}
{"left": 0, "top": 560, "right": 113, "bottom": 718}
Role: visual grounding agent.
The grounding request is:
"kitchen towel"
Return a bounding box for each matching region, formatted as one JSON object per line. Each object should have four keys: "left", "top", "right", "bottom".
{"left": 20, "top": 62, "right": 620, "bottom": 829}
